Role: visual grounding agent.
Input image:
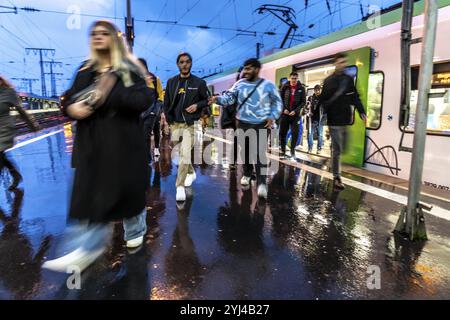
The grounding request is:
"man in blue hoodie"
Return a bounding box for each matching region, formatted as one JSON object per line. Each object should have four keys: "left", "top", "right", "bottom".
{"left": 210, "top": 58, "right": 282, "bottom": 198}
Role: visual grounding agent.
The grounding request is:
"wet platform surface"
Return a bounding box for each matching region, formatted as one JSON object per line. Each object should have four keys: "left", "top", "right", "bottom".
{"left": 1, "top": 124, "right": 450, "bottom": 300}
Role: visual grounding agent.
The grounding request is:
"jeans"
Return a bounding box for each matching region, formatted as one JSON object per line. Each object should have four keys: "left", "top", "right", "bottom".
{"left": 225, "top": 130, "right": 239, "bottom": 164}
{"left": 237, "top": 121, "right": 269, "bottom": 186}
{"left": 60, "top": 210, "right": 147, "bottom": 254}
{"left": 144, "top": 115, "right": 161, "bottom": 159}
{"left": 279, "top": 115, "right": 300, "bottom": 155}
{"left": 123, "top": 209, "right": 148, "bottom": 241}
{"left": 307, "top": 120, "right": 324, "bottom": 151}
{"left": 329, "top": 126, "right": 348, "bottom": 178}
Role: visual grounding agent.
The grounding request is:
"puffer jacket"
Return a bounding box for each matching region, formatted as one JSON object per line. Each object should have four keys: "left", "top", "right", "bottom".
{"left": 279, "top": 80, "right": 306, "bottom": 117}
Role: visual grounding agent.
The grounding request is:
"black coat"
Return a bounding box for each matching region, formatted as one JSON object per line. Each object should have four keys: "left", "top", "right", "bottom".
{"left": 279, "top": 81, "right": 306, "bottom": 117}
{"left": 163, "top": 74, "right": 209, "bottom": 125}
{"left": 320, "top": 72, "right": 366, "bottom": 126}
{"left": 61, "top": 64, "right": 155, "bottom": 222}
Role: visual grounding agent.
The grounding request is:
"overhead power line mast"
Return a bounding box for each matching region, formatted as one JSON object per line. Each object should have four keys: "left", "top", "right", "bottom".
{"left": 43, "top": 60, "right": 63, "bottom": 97}
{"left": 25, "top": 48, "right": 56, "bottom": 97}
{"left": 0, "top": 5, "right": 17, "bottom": 14}
{"left": 395, "top": 0, "right": 439, "bottom": 241}
{"left": 11, "top": 78, "right": 39, "bottom": 94}
{"left": 255, "top": 4, "right": 298, "bottom": 49}
{"left": 125, "top": 0, "right": 135, "bottom": 51}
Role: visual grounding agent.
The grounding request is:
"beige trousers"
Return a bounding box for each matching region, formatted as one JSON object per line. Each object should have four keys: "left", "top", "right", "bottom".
{"left": 170, "top": 123, "right": 195, "bottom": 187}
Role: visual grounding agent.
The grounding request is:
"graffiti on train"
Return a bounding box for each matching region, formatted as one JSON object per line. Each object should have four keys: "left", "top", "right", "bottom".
{"left": 424, "top": 181, "right": 450, "bottom": 191}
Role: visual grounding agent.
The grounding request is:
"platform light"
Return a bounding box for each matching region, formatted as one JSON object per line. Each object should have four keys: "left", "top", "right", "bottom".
{"left": 304, "top": 66, "right": 335, "bottom": 75}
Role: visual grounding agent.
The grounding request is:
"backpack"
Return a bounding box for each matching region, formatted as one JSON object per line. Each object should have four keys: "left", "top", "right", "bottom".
{"left": 141, "top": 74, "right": 161, "bottom": 120}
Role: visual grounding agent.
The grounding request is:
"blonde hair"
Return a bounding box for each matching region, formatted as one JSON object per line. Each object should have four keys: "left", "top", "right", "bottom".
{"left": 84, "top": 20, "right": 144, "bottom": 87}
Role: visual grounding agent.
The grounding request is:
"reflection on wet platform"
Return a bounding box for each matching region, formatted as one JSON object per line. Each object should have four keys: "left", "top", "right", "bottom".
{"left": 0, "top": 125, "right": 450, "bottom": 300}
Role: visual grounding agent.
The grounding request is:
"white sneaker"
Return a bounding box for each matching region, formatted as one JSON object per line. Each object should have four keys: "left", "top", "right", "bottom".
{"left": 42, "top": 247, "right": 104, "bottom": 273}
{"left": 184, "top": 171, "right": 197, "bottom": 187}
{"left": 154, "top": 148, "right": 160, "bottom": 157}
{"left": 240, "top": 176, "right": 251, "bottom": 186}
{"left": 126, "top": 236, "right": 144, "bottom": 248}
{"left": 176, "top": 186, "right": 186, "bottom": 202}
{"left": 257, "top": 184, "right": 268, "bottom": 199}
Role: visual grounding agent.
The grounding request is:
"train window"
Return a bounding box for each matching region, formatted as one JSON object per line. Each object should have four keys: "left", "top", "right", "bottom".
{"left": 344, "top": 66, "right": 358, "bottom": 81}
{"left": 408, "top": 88, "right": 450, "bottom": 134}
{"left": 407, "top": 62, "right": 450, "bottom": 135}
{"left": 367, "top": 72, "right": 384, "bottom": 130}
{"left": 344, "top": 65, "right": 359, "bottom": 126}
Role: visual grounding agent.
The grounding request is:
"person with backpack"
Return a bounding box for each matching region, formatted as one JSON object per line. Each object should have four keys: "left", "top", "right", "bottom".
{"left": 210, "top": 58, "right": 282, "bottom": 199}
{"left": 279, "top": 71, "right": 306, "bottom": 159}
{"left": 219, "top": 66, "right": 243, "bottom": 170}
{"left": 138, "top": 58, "right": 164, "bottom": 161}
{"left": 320, "top": 52, "right": 367, "bottom": 190}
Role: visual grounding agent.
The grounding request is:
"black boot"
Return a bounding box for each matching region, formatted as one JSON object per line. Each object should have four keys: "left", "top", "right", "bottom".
{"left": 9, "top": 172, "right": 23, "bottom": 191}
{"left": 4, "top": 158, "right": 22, "bottom": 190}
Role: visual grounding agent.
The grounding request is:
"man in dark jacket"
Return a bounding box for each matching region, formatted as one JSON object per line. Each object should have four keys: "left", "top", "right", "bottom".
{"left": 320, "top": 53, "right": 367, "bottom": 190}
{"left": 163, "top": 52, "right": 209, "bottom": 202}
{"left": 279, "top": 71, "right": 306, "bottom": 159}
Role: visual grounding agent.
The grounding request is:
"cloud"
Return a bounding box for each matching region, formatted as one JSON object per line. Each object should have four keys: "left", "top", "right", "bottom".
{"left": 184, "top": 29, "right": 216, "bottom": 54}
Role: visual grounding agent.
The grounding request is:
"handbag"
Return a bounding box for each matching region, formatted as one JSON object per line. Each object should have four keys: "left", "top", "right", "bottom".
{"left": 220, "top": 79, "right": 264, "bottom": 129}
{"left": 72, "top": 70, "right": 118, "bottom": 110}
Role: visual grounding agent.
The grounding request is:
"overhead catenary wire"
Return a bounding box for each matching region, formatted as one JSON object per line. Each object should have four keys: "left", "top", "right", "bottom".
{"left": 1, "top": 0, "right": 398, "bottom": 86}
{"left": 3, "top": 12, "right": 34, "bottom": 47}
{"left": 149, "top": 0, "right": 203, "bottom": 58}
{"left": 197, "top": 0, "right": 328, "bottom": 70}
{"left": 177, "top": 0, "right": 233, "bottom": 57}
{"left": 141, "top": 0, "right": 169, "bottom": 51}
{"left": 199, "top": 0, "right": 375, "bottom": 77}
{"left": 197, "top": 0, "right": 290, "bottom": 70}
{"left": 195, "top": 0, "right": 294, "bottom": 67}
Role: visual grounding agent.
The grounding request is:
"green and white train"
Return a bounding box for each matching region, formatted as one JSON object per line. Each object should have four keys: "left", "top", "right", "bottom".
{"left": 206, "top": 0, "right": 450, "bottom": 192}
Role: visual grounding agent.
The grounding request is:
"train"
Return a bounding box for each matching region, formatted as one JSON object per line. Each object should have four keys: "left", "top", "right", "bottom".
{"left": 16, "top": 93, "right": 60, "bottom": 112}
{"left": 12, "top": 93, "right": 63, "bottom": 134}
{"left": 205, "top": 0, "right": 450, "bottom": 192}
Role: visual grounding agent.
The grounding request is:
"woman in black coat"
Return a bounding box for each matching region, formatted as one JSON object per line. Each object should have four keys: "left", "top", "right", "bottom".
{"left": 43, "top": 20, "right": 155, "bottom": 272}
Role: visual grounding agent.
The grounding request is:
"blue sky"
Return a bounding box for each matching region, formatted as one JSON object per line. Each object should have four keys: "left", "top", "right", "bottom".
{"left": 0, "top": 0, "right": 400, "bottom": 96}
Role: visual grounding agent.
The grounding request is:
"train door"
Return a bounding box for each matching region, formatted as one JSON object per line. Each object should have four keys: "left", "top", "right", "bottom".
{"left": 275, "top": 46, "right": 371, "bottom": 168}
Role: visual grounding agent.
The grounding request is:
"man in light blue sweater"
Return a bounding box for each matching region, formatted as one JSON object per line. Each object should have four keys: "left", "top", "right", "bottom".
{"left": 210, "top": 58, "right": 282, "bottom": 198}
